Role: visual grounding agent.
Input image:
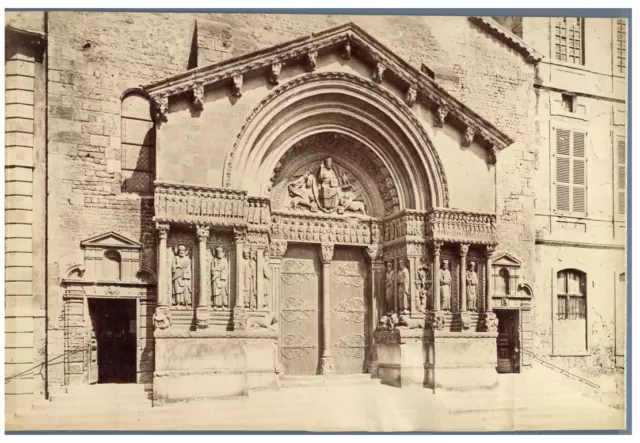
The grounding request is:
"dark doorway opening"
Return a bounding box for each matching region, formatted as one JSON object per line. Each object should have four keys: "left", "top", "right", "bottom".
{"left": 88, "top": 298, "right": 137, "bottom": 383}
{"left": 495, "top": 309, "right": 520, "bottom": 374}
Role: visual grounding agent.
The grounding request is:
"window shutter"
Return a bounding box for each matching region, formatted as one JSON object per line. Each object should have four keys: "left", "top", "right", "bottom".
{"left": 572, "top": 131, "right": 586, "bottom": 213}
{"left": 557, "top": 129, "right": 571, "bottom": 155}
{"left": 617, "top": 136, "right": 626, "bottom": 215}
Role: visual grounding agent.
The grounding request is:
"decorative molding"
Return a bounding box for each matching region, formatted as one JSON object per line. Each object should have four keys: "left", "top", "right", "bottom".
{"left": 142, "top": 23, "right": 513, "bottom": 168}
{"left": 80, "top": 231, "right": 142, "bottom": 250}
{"left": 306, "top": 50, "right": 318, "bottom": 72}
{"left": 428, "top": 209, "right": 498, "bottom": 245}
{"left": 192, "top": 82, "right": 204, "bottom": 110}
{"left": 373, "top": 62, "right": 386, "bottom": 83}
{"left": 535, "top": 238, "right": 626, "bottom": 250}
{"left": 223, "top": 71, "right": 452, "bottom": 200}
{"left": 271, "top": 211, "right": 377, "bottom": 246}
{"left": 462, "top": 126, "right": 475, "bottom": 147}
{"left": 469, "top": 17, "right": 544, "bottom": 64}
{"left": 332, "top": 298, "right": 366, "bottom": 323}
{"left": 269, "top": 62, "right": 282, "bottom": 85}
{"left": 231, "top": 74, "right": 243, "bottom": 97}
{"left": 405, "top": 86, "right": 417, "bottom": 107}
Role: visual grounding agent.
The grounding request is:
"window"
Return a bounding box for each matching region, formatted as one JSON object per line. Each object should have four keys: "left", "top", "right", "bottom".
{"left": 554, "top": 17, "right": 584, "bottom": 65}
{"left": 103, "top": 249, "right": 122, "bottom": 280}
{"left": 561, "top": 94, "right": 574, "bottom": 113}
{"left": 616, "top": 19, "right": 627, "bottom": 74}
{"left": 557, "top": 269, "right": 586, "bottom": 320}
{"left": 616, "top": 135, "right": 626, "bottom": 215}
{"left": 555, "top": 128, "right": 586, "bottom": 213}
{"left": 121, "top": 91, "right": 156, "bottom": 194}
{"left": 496, "top": 268, "right": 510, "bottom": 295}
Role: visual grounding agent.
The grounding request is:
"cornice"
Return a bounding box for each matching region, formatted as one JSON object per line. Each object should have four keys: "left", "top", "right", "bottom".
{"left": 142, "top": 22, "right": 514, "bottom": 153}
{"left": 469, "top": 17, "right": 543, "bottom": 65}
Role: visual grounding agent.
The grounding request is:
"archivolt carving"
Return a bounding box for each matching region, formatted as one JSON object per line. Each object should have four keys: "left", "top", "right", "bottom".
{"left": 280, "top": 297, "right": 317, "bottom": 323}
{"left": 281, "top": 334, "right": 317, "bottom": 360}
{"left": 333, "top": 334, "right": 366, "bottom": 358}
{"left": 332, "top": 298, "right": 366, "bottom": 323}
{"left": 223, "top": 72, "right": 449, "bottom": 208}
{"left": 332, "top": 262, "right": 364, "bottom": 287}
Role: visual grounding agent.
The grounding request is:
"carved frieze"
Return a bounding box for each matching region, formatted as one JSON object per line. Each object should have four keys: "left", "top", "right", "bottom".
{"left": 154, "top": 182, "right": 248, "bottom": 227}
{"left": 281, "top": 259, "right": 315, "bottom": 285}
{"left": 427, "top": 209, "right": 497, "bottom": 245}
{"left": 280, "top": 296, "right": 317, "bottom": 323}
{"left": 271, "top": 212, "right": 377, "bottom": 246}
{"left": 333, "top": 334, "right": 365, "bottom": 358}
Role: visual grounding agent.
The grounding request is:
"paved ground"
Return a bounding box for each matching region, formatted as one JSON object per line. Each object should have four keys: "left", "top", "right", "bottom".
{"left": 6, "top": 365, "right": 626, "bottom": 432}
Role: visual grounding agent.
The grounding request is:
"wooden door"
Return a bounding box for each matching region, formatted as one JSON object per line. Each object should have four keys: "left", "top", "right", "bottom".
{"left": 280, "top": 245, "right": 321, "bottom": 375}
{"left": 330, "top": 247, "right": 368, "bottom": 374}
{"left": 496, "top": 310, "right": 519, "bottom": 373}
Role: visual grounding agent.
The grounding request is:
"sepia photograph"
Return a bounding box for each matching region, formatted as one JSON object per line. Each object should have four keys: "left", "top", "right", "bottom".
{"left": 3, "top": 5, "right": 631, "bottom": 434}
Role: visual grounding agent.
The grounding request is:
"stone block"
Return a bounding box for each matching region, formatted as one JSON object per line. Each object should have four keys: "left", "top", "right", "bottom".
{"left": 5, "top": 166, "right": 33, "bottom": 182}
{"left": 5, "top": 181, "right": 33, "bottom": 197}
{"left": 6, "top": 75, "right": 35, "bottom": 91}
{"left": 5, "top": 117, "right": 34, "bottom": 133}
{"left": 5, "top": 267, "right": 33, "bottom": 283}
{"left": 6, "top": 103, "right": 34, "bottom": 119}
{"left": 5, "top": 146, "right": 34, "bottom": 168}
{"left": 6, "top": 196, "right": 33, "bottom": 210}
{"left": 5, "top": 238, "right": 33, "bottom": 253}
{"left": 6, "top": 133, "right": 34, "bottom": 148}
{"left": 5, "top": 281, "right": 34, "bottom": 296}
{"left": 5, "top": 210, "right": 34, "bottom": 224}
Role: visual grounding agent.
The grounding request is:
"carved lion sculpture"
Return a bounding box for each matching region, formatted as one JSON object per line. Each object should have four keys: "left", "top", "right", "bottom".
{"left": 398, "top": 315, "right": 424, "bottom": 329}
{"left": 248, "top": 312, "right": 278, "bottom": 331}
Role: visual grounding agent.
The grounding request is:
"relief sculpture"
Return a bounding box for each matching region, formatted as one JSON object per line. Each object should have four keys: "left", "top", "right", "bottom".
{"left": 440, "top": 259, "right": 452, "bottom": 311}
{"left": 286, "top": 158, "right": 367, "bottom": 215}
{"left": 384, "top": 261, "right": 395, "bottom": 314}
{"left": 397, "top": 259, "right": 410, "bottom": 315}
{"left": 241, "top": 249, "right": 258, "bottom": 309}
{"left": 415, "top": 257, "right": 430, "bottom": 313}
{"left": 466, "top": 260, "right": 479, "bottom": 312}
{"left": 211, "top": 246, "right": 230, "bottom": 310}
{"left": 171, "top": 245, "right": 192, "bottom": 309}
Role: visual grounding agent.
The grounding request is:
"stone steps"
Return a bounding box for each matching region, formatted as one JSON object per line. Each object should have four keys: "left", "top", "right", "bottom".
{"left": 169, "top": 310, "right": 232, "bottom": 329}
{"left": 279, "top": 373, "right": 380, "bottom": 388}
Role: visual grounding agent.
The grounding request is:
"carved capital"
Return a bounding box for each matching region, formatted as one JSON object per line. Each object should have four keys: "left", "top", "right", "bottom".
{"left": 233, "top": 228, "right": 246, "bottom": 244}
{"left": 405, "top": 86, "right": 417, "bottom": 107}
{"left": 269, "top": 239, "right": 288, "bottom": 258}
{"left": 432, "top": 240, "right": 444, "bottom": 257}
{"left": 485, "top": 244, "right": 496, "bottom": 259}
{"left": 232, "top": 74, "right": 243, "bottom": 97}
{"left": 373, "top": 62, "right": 386, "bottom": 83}
{"left": 153, "top": 306, "right": 171, "bottom": 330}
{"left": 192, "top": 83, "right": 204, "bottom": 110}
{"left": 435, "top": 106, "right": 448, "bottom": 128}
{"left": 269, "top": 62, "right": 282, "bottom": 85}
{"left": 462, "top": 126, "right": 475, "bottom": 147}
{"left": 480, "top": 311, "right": 498, "bottom": 332}
{"left": 152, "top": 95, "right": 168, "bottom": 123}
{"left": 425, "top": 310, "right": 446, "bottom": 331}
{"left": 306, "top": 50, "right": 318, "bottom": 72}
{"left": 155, "top": 222, "right": 170, "bottom": 240}
{"left": 366, "top": 244, "right": 382, "bottom": 262}
{"left": 459, "top": 243, "right": 469, "bottom": 258}
{"left": 320, "top": 243, "right": 334, "bottom": 264}
{"left": 342, "top": 39, "right": 351, "bottom": 60}
{"left": 196, "top": 224, "right": 210, "bottom": 242}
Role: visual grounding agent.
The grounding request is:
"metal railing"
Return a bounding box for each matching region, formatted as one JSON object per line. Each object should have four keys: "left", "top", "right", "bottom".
{"left": 4, "top": 347, "right": 85, "bottom": 385}
{"left": 521, "top": 348, "right": 600, "bottom": 389}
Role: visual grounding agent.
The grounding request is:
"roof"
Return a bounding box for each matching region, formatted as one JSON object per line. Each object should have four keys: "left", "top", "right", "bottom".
{"left": 469, "top": 17, "right": 543, "bottom": 64}
{"left": 143, "top": 22, "right": 515, "bottom": 153}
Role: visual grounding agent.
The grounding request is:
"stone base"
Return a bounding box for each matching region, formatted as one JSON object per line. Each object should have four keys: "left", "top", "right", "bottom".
{"left": 426, "top": 330, "right": 499, "bottom": 391}
{"left": 153, "top": 329, "right": 278, "bottom": 405}
{"left": 375, "top": 329, "right": 428, "bottom": 388}
{"left": 374, "top": 327, "right": 499, "bottom": 392}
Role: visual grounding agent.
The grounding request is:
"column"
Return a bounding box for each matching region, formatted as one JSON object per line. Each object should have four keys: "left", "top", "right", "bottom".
{"left": 233, "top": 229, "right": 245, "bottom": 309}
{"left": 232, "top": 229, "right": 247, "bottom": 331}
{"left": 432, "top": 241, "right": 443, "bottom": 311}
{"left": 459, "top": 244, "right": 469, "bottom": 312}
{"left": 320, "top": 243, "right": 335, "bottom": 375}
{"left": 269, "top": 240, "right": 288, "bottom": 316}
{"left": 366, "top": 244, "right": 384, "bottom": 375}
{"left": 485, "top": 245, "right": 496, "bottom": 311}
{"left": 156, "top": 223, "right": 170, "bottom": 309}
{"left": 196, "top": 225, "right": 210, "bottom": 329}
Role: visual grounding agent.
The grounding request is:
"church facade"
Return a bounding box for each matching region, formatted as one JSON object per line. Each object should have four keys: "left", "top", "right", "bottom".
{"left": 5, "top": 12, "right": 626, "bottom": 411}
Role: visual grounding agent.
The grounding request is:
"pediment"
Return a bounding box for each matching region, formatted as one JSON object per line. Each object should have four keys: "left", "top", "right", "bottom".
{"left": 80, "top": 231, "right": 141, "bottom": 249}
{"left": 143, "top": 22, "right": 513, "bottom": 161}
{"left": 492, "top": 251, "right": 522, "bottom": 267}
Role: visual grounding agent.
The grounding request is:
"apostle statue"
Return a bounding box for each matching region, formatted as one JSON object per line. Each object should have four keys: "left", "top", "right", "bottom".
{"left": 384, "top": 261, "right": 395, "bottom": 314}
{"left": 261, "top": 249, "right": 271, "bottom": 309}
{"left": 241, "top": 249, "right": 258, "bottom": 309}
{"left": 210, "top": 246, "right": 229, "bottom": 310}
{"left": 319, "top": 157, "right": 340, "bottom": 211}
{"left": 466, "top": 261, "right": 479, "bottom": 312}
{"left": 440, "top": 259, "right": 452, "bottom": 311}
{"left": 171, "top": 244, "right": 192, "bottom": 309}
{"left": 416, "top": 258, "right": 429, "bottom": 313}
{"left": 397, "top": 259, "right": 410, "bottom": 315}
